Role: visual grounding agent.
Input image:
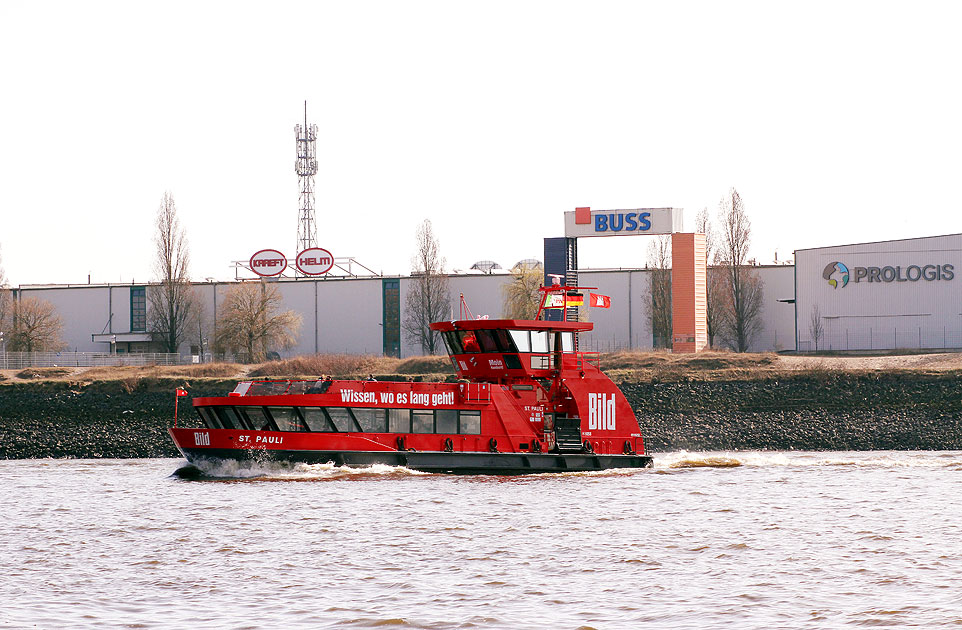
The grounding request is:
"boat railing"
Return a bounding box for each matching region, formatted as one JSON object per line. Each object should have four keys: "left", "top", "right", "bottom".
{"left": 576, "top": 352, "right": 601, "bottom": 370}
{"left": 524, "top": 352, "right": 601, "bottom": 371}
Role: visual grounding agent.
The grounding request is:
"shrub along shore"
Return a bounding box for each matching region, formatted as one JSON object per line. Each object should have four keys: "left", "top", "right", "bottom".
{"left": 1, "top": 356, "right": 961, "bottom": 459}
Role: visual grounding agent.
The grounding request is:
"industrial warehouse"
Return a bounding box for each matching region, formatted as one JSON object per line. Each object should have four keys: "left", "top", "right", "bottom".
{"left": 3, "top": 105, "right": 960, "bottom": 362}
{"left": 4, "top": 231, "right": 960, "bottom": 361}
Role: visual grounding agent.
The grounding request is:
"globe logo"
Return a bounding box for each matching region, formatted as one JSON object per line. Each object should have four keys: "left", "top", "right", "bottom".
{"left": 822, "top": 261, "right": 850, "bottom": 289}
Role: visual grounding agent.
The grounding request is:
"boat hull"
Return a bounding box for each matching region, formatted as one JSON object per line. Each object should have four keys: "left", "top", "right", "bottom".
{"left": 176, "top": 446, "right": 653, "bottom": 475}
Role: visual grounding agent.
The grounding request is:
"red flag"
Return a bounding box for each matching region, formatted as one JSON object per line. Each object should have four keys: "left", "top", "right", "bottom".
{"left": 589, "top": 293, "right": 611, "bottom": 308}
{"left": 175, "top": 388, "right": 188, "bottom": 397}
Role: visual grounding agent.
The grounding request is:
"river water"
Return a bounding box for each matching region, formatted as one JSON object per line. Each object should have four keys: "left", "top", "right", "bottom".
{"left": 2, "top": 451, "right": 961, "bottom": 629}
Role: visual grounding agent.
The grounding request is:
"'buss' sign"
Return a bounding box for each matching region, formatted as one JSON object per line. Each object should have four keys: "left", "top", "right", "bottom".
{"left": 250, "top": 249, "right": 287, "bottom": 277}
{"left": 296, "top": 247, "right": 334, "bottom": 275}
{"left": 564, "top": 207, "right": 683, "bottom": 237}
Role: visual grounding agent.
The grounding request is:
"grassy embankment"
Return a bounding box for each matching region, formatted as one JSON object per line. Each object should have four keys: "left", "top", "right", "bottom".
{"left": 4, "top": 349, "right": 962, "bottom": 390}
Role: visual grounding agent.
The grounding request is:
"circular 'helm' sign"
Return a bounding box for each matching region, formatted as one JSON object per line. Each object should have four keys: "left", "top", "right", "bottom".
{"left": 296, "top": 247, "right": 335, "bottom": 275}
{"left": 250, "top": 249, "right": 288, "bottom": 277}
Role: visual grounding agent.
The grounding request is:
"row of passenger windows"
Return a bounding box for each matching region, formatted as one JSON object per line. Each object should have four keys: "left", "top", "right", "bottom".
{"left": 198, "top": 405, "right": 482, "bottom": 435}
{"left": 442, "top": 329, "right": 575, "bottom": 355}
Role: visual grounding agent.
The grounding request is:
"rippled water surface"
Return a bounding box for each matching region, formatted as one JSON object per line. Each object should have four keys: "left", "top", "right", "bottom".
{"left": 3, "top": 451, "right": 962, "bottom": 629}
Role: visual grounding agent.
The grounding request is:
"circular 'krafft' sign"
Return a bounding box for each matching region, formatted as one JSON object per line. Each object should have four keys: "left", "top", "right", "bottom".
{"left": 250, "top": 249, "right": 287, "bottom": 277}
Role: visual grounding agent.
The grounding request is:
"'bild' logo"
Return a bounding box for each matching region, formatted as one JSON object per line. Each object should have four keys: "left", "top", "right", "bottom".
{"left": 588, "top": 393, "right": 616, "bottom": 430}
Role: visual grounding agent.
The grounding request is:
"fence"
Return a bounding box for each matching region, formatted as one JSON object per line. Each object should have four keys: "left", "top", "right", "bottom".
{"left": 800, "top": 327, "right": 962, "bottom": 352}
{"left": 0, "top": 352, "right": 184, "bottom": 369}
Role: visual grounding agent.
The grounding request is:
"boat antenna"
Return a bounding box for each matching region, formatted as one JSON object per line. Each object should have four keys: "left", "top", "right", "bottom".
{"left": 459, "top": 293, "right": 475, "bottom": 320}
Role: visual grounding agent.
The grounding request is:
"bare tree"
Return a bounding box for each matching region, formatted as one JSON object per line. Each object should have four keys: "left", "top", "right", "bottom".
{"left": 502, "top": 262, "right": 542, "bottom": 320}
{"left": 646, "top": 234, "right": 672, "bottom": 348}
{"left": 809, "top": 304, "right": 824, "bottom": 351}
{"left": 0, "top": 246, "right": 11, "bottom": 340}
{"left": 695, "top": 207, "right": 724, "bottom": 348}
{"left": 9, "top": 296, "right": 65, "bottom": 352}
{"left": 148, "top": 192, "right": 195, "bottom": 353}
{"left": 717, "top": 188, "right": 764, "bottom": 352}
{"left": 214, "top": 281, "right": 302, "bottom": 363}
{"left": 187, "top": 288, "right": 213, "bottom": 360}
{"left": 403, "top": 220, "right": 450, "bottom": 354}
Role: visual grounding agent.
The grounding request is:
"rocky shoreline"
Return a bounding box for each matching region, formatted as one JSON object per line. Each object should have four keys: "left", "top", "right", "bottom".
{"left": 1, "top": 372, "right": 960, "bottom": 459}
{"left": 620, "top": 372, "right": 962, "bottom": 451}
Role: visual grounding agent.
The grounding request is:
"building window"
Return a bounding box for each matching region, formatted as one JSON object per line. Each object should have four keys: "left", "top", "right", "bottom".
{"left": 131, "top": 287, "right": 146, "bottom": 332}
{"left": 382, "top": 279, "right": 401, "bottom": 358}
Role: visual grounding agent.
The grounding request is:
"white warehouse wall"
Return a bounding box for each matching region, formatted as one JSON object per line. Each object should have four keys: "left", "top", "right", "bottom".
{"left": 13, "top": 265, "right": 799, "bottom": 358}
{"left": 795, "top": 234, "right": 962, "bottom": 351}
{"left": 15, "top": 285, "right": 122, "bottom": 352}
{"left": 273, "top": 278, "right": 385, "bottom": 356}
{"left": 746, "top": 266, "right": 797, "bottom": 353}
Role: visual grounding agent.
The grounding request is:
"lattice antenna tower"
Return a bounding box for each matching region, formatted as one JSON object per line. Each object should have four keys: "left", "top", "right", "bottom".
{"left": 295, "top": 101, "right": 319, "bottom": 256}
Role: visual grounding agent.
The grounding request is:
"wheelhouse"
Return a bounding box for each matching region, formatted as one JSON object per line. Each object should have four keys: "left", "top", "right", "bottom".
{"left": 432, "top": 319, "right": 596, "bottom": 382}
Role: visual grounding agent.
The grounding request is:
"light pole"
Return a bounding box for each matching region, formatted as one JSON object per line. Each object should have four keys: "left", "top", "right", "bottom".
{"left": 0, "top": 331, "right": 5, "bottom": 370}
{"left": 111, "top": 334, "right": 116, "bottom": 356}
{"left": 202, "top": 337, "right": 208, "bottom": 364}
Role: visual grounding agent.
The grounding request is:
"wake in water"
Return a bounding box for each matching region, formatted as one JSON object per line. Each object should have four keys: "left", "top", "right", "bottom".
{"left": 171, "top": 459, "right": 429, "bottom": 481}
{"left": 655, "top": 450, "right": 962, "bottom": 470}
{"left": 171, "top": 450, "right": 962, "bottom": 480}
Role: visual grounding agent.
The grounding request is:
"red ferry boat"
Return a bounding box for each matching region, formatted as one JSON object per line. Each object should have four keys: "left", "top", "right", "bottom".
{"left": 169, "top": 286, "right": 654, "bottom": 474}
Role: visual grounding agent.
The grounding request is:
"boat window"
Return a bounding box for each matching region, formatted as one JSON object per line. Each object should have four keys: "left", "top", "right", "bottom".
{"left": 327, "top": 407, "right": 354, "bottom": 432}
{"left": 197, "top": 407, "right": 221, "bottom": 429}
{"left": 221, "top": 406, "right": 248, "bottom": 430}
{"left": 530, "top": 355, "right": 550, "bottom": 370}
{"left": 353, "top": 408, "right": 387, "bottom": 433}
{"left": 301, "top": 407, "right": 334, "bottom": 431}
{"left": 458, "top": 330, "right": 481, "bottom": 353}
{"left": 212, "top": 406, "right": 236, "bottom": 429}
{"left": 475, "top": 330, "right": 499, "bottom": 353}
{"left": 442, "top": 331, "right": 461, "bottom": 355}
{"left": 207, "top": 407, "right": 229, "bottom": 429}
{"left": 459, "top": 410, "right": 481, "bottom": 434}
{"left": 493, "top": 329, "right": 515, "bottom": 352}
{"left": 503, "top": 354, "right": 523, "bottom": 370}
{"left": 388, "top": 408, "right": 410, "bottom": 433}
{"left": 530, "top": 331, "right": 549, "bottom": 353}
{"left": 286, "top": 381, "right": 311, "bottom": 395}
{"left": 268, "top": 407, "right": 305, "bottom": 431}
{"left": 231, "top": 382, "right": 252, "bottom": 396}
{"left": 509, "top": 330, "right": 530, "bottom": 353}
{"left": 247, "top": 381, "right": 290, "bottom": 396}
{"left": 561, "top": 332, "right": 574, "bottom": 352}
{"left": 412, "top": 410, "right": 434, "bottom": 433}
{"left": 241, "top": 406, "right": 273, "bottom": 431}
{"left": 436, "top": 409, "right": 457, "bottom": 434}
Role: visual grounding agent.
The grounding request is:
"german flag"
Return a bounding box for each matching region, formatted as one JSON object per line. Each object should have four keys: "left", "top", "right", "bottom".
{"left": 565, "top": 292, "right": 584, "bottom": 307}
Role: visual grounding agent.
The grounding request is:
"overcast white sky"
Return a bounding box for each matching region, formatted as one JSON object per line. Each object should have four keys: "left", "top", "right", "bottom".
{"left": 1, "top": 1, "right": 960, "bottom": 286}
